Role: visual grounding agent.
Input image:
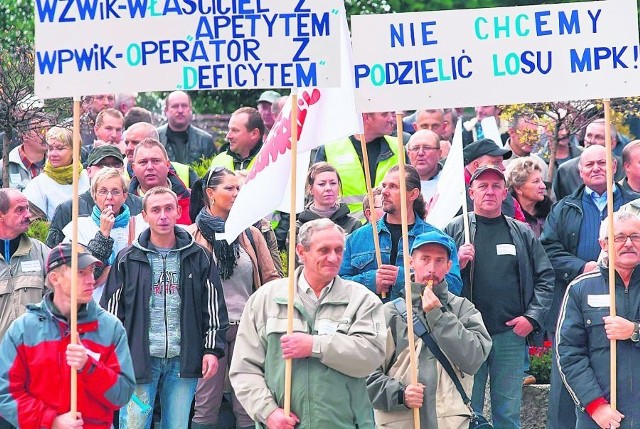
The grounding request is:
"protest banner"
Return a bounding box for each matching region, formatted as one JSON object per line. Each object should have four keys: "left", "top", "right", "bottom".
{"left": 34, "top": 0, "right": 343, "bottom": 97}
{"left": 351, "top": 0, "right": 640, "bottom": 112}
{"left": 223, "top": 13, "right": 362, "bottom": 242}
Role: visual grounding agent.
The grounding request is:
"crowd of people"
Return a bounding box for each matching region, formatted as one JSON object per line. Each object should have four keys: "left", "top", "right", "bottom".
{"left": 0, "top": 93, "right": 638, "bottom": 429}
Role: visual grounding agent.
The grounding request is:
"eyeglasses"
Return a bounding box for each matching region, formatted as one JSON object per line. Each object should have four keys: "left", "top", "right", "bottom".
{"left": 612, "top": 234, "right": 640, "bottom": 244}
{"left": 96, "top": 189, "right": 124, "bottom": 197}
{"left": 408, "top": 145, "right": 439, "bottom": 153}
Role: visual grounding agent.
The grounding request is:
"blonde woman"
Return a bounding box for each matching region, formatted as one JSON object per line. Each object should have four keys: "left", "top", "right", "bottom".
{"left": 23, "top": 126, "right": 90, "bottom": 220}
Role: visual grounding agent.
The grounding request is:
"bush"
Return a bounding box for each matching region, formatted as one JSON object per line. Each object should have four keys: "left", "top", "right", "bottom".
{"left": 528, "top": 343, "right": 552, "bottom": 384}
{"left": 27, "top": 219, "right": 49, "bottom": 243}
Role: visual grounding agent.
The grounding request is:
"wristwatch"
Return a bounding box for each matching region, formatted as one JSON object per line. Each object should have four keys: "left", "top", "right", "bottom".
{"left": 631, "top": 322, "right": 640, "bottom": 342}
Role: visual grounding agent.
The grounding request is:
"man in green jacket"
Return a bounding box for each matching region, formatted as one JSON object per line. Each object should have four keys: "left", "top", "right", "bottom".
{"left": 229, "top": 218, "right": 386, "bottom": 429}
{"left": 367, "top": 230, "right": 491, "bottom": 429}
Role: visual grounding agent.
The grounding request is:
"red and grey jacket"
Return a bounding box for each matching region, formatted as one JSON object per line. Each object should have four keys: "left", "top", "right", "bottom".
{"left": 0, "top": 293, "right": 135, "bottom": 429}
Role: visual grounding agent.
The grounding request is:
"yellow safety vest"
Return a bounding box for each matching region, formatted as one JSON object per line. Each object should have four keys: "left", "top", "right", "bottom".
{"left": 324, "top": 136, "right": 399, "bottom": 222}
{"left": 209, "top": 151, "right": 257, "bottom": 171}
{"left": 171, "top": 162, "right": 190, "bottom": 186}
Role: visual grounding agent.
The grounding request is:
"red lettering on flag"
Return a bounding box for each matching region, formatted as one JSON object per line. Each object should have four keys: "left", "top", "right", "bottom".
{"left": 246, "top": 89, "right": 321, "bottom": 183}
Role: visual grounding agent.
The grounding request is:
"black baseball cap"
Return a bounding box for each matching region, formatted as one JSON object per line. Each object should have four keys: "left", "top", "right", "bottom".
{"left": 46, "top": 243, "right": 102, "bottom": 274}
{"left": 469, "top": 165, "right": 506, "bottom": 184}
{"left": 463, "top": 138, "right": 511, "bottom": 165}
{"left": 87, "top": 145, "right": 125, "bottom": 167}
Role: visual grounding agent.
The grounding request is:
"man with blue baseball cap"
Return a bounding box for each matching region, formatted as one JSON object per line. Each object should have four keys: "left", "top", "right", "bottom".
{"left": 367, "top": 230, "right": 491, "bottom": 429}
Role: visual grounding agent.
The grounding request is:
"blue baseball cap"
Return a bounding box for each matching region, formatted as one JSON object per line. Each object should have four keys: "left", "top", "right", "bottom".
{"left": 410, "top": 231, "right": 453, "bottom": 258}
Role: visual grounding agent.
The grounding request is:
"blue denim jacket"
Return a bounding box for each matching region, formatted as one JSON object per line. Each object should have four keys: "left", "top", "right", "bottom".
{"left": 339, "top": 214, "right": 462, "bottom": 301}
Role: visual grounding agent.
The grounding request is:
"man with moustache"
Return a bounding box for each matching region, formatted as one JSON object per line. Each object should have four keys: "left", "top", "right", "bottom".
{"left": 367, "top": 230, "right": 491, "bottom": 429}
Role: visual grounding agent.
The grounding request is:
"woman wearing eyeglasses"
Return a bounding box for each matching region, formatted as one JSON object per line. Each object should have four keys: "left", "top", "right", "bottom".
{"left": 187, "top": 166, "right": 280, "bottom": 429}
{"left": 23, "top": 126, "right": 91, "bottom": 220}
{"left": 61, "top": 167, "right": 148, "bottom": 300}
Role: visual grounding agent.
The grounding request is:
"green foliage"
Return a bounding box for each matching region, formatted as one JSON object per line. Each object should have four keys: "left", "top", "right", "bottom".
{"left": 191, "top": 156, "right": 215, "bottom": 179}
{"left": 0, "top": 0, "right": 34, "bottom": 53}
{"left": 27, "top": 220, "right": 50, "bottom": 244}
{"left": 528, "top": 348, "right": 551, "bottom": 384}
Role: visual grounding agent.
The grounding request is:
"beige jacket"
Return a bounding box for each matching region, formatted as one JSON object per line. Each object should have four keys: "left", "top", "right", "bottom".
{"left": 185, "top": 224, "right": 280, "bottom": 291}
{"left": 229, "top": 267, "right": 387, "bottom": 428}
{"left": 0, "top": 235, "right": 50, "bottom": 339}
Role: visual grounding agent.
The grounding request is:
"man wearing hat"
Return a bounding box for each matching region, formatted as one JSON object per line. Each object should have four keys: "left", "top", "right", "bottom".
{"left": 445, "top": 165, "right": 554, "bottom": 429}
{"left": 0, "top": 243, "right": 135, "bottom": 428}
{"left": 46, "top": 145, "right": 144, "bottom": 247}
{"left": 463, "top": 138, "right": 527, "bottom": 222}
{"left": 367, "top": 230, "right": 491, "bottom": 429}
{"left": 257, "top": 90, "right": 281, "bottom": 134}
{"left": 157, "top": 90, "right": 216, "bottom": 165}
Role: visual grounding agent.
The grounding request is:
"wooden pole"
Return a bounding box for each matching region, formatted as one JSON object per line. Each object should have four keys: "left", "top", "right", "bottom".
{"left": 603, "top": 99, "right": 617, "bottom": 409}
{"left": 70, "top": 97, "right": 81, "bottom": 417}
{"left": 359, "top": 134, "right": 384, "bottom": 298}
{"left": 395, "top": 112, "right": 420, "bottom": 429}
{"left": 284, "top": 90, "right": 299, "bottom": 417}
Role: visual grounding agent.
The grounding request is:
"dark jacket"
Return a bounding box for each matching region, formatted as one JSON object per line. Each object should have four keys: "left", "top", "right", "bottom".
{"left": 100, "top": 227, "right": 228, "bottom": 383}
{"left": 540, "top": 184, "right": 636, "bottom": 331}
{"left": 557, "top": 267, "right": 640, "bottom": 429}
{"left": 157, "top": 123, "right": 216, "bottom": 165}
{"left": 295, "top": 203, "right": 361, "bottom": 235}
{"left": 46, "top": 191, "right": 143, "bottom": 247}
{"left": 444, "top": 213, "right": 555, "bottom": 339}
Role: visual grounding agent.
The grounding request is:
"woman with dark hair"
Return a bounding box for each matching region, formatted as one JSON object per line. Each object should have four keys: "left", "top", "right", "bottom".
{"left": 187, "top": 166, "right": 280, "bottom": 429}
{"left": 296, "top": 162, "right": 361, "bottom": 237}
{"left": 505, "top": 157, "right": 551, "bottom": 238}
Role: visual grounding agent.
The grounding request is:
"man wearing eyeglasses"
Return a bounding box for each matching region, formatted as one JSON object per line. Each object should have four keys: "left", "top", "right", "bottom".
{"left": 541, "top": 144, "right": 637, "bottom": 429}
{"left": 556, "top": 211, "right": 640, "bottom": 429}
{"left": 407, "top": 129, "right": 443, "bottom": 206}
{"left": 46, "top": 145, "right": 144, "bottom": 247}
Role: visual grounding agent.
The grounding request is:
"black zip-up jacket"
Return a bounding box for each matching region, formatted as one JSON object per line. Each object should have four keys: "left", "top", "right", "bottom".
{"left": 445, "top": 213, "right": 554, "bottom": 341}
{"left": 557, "top": 266, "right": 640, "bottom": 428}
{"left": 100, "top": 227, "right": 228, "bottom": 383}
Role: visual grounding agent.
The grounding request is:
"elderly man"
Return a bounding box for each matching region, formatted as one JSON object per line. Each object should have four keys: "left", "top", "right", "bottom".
{"left": 445, "top": 165, "right": 554, "bottom": 429}
{"left": 553, "top": 119, "right": 626, "bottom": 200}
{"left": 367, "top": 230, "right": 491, "bottom": 428}
{"left": 340, "top": 165, "right": 462, "bottom": 300}
{"left": 230, "top": 218, "right": 386, "bottom": 429}
{"left": 157, "top": 91, "right": 216, "bottom": 165}
{"left": 101, "top": 187, "right": 227, "bottom": 429}
{"left": 542, "top": 144, "right": 637, "bottom": 429}
{"left": 0, "top": 243, "right": 135, "bottom": 428}
{"left": 407, "top": 129, "right": 442, "bottom": 205}
{"left": 0, "top": 189, "right": 50, "bottom": 339}
{"left": 557, "top": 211, "right": 640, "bottom": 429}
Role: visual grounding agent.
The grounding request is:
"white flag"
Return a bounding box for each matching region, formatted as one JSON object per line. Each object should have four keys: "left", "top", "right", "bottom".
{"left": 224, "top": 12, "right": 363, "bottom": 242}
{"left": 425, "top": 120, "right": 465, "bottom": 230}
